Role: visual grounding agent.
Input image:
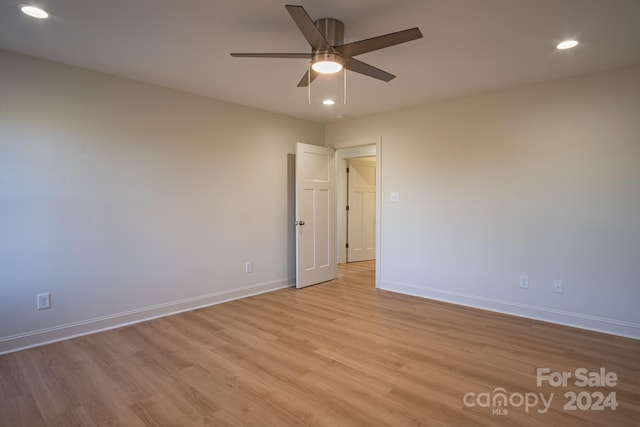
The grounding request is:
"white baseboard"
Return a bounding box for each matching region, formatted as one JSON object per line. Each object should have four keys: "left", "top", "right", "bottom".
{"left": 379, "top": 279, "right": 640, "bottom": 340}
{"left": 0, "top": 277, "right": 295, "bottom": 355}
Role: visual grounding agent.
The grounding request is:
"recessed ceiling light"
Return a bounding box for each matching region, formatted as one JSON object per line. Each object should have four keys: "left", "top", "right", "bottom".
{"left": 21, "top": 6, "right": 49, "bottom": 19}
{"left": 322, "top": 99, "right": 336, "bottom": 105}
{"left": 556, "top": 40, "right": 579, "bottom": 50}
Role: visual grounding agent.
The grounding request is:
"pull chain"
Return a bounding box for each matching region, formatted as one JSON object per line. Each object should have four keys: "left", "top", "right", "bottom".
{"left": 308, "top": 63, "right": 311, "bottom": 105}
{"left": 343, "top": 67, "right": 347, "bottom": 104}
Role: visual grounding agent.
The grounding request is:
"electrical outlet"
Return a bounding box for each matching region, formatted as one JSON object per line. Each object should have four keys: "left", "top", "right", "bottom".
{"left": 554, "top": 280, "right": 564, "bottom": 294}
{"left": 245, "top": 261, "right": 253, "bottom": 274}
{"left": 390, "top": 192, "right": 399, "bottom": 203}
{"left": 519, "top": 275, "right": 529, "bottom": 289}
{"left": 37, "top": 292, "right": 51, "bottom": 310}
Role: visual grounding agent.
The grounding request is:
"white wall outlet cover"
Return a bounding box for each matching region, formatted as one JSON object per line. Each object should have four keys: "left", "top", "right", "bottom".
{"left": 37, "top": 292, "right": 51, "bottom": 310}
{"left": 554, "top": 280, "right": 564, "bottom": 293}
{"left": 390, "top": 192, "right": 399, "bottom": 203}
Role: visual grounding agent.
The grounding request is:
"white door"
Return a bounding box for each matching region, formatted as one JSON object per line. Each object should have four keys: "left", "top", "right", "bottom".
{"left": 347, "top": 158, "right": 376, "bottom": 262}
{"left": 296, "top": 143, "right": 336, "bottom": 288}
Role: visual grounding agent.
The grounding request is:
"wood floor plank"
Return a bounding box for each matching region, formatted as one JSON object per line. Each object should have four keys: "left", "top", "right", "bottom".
{"left": 0, "top": 394, "right": 46, "bottom": 427}
{"left": 1, "top": 260, "right": 639, "bottom": 426}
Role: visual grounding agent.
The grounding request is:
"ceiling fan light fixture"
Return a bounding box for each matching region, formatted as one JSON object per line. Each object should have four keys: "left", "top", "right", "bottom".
{"left": 311, "top": 53, "right": 343, "bottom": 74}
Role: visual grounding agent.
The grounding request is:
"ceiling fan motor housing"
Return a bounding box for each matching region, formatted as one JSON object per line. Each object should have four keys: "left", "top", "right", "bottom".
{"left": 314, "top": 18, "right": 344, "bottom": 50}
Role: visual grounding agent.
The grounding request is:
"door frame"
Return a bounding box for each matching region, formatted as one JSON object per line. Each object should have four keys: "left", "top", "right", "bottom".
{"left": 335, "top": 139, "right": 381, "bottom": 288}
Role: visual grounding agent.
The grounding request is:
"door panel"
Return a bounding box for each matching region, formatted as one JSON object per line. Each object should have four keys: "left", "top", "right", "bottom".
{"left": 315, "top": 188, "right": 330, "bottom": 267}
{"left": 296, "top": 143, "right": 336, "bottom": 288}
{"left": 347, "top": 158, "right": 376, "bottom": 262}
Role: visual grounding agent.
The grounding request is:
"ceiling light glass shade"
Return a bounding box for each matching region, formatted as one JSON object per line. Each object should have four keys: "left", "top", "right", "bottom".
{"left": 556, "top": 40, "right": 579, "bottom": 50}
{"left": 311, "top": 53, "right": 343, "bottom": 74}
{"left": 312, "top": 61, "right": 343, "bottom": 74}
{"left": 322, "top": 99, "right": 336, "bottom": 105}
{"left": 21, "top": 6, "right": 49, "bottom": 19}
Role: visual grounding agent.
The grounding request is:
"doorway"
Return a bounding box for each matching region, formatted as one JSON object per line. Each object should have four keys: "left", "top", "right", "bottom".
{"left": 345, "top": 157, "right": 376, "bottom": 263}
{"left": 335, "top": 143, "right": 379, "bottom": 286}
{"left": 294, "top": 142, "right": 380, "bottom": 289}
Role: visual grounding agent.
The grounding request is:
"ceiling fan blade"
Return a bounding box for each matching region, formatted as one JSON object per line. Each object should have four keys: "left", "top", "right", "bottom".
{"left": 297, "top": 69, "right": 319, "bottom": 87}
{"left": 285, "top": 5, "right": 331, "bottom": 51}
{"left": 230, "top": 53, "right": 312, "bottom": 59}
{"left": 335, "top": 27, "right": 422, "bottom": 58}
{"left": 344, "top": 57, "right": 395, "bottom": 82}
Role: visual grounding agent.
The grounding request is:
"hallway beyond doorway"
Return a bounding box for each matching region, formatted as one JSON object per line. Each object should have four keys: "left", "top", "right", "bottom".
{"left": 337, "top": 260, "right": 375, "bottom": 289}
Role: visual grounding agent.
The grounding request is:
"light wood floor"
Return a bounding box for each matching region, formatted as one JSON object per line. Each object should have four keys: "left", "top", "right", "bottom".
{"left": 1, "top": 261, "right": 639, "bottom": 426}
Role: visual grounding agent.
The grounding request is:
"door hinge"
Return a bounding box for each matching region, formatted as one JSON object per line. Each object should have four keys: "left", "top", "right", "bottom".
{"left": 346, "top": 243, "right": 349, "bottom": 249}
{"left": 346, "top": 205, "right": 349, "bottom": 211}
{"left": 346, "top": 167, "right": 350, "bottom": 173}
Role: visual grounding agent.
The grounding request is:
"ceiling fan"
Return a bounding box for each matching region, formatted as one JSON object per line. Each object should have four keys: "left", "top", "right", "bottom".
{"left": 231, "top": 5, "right": 423, "bottom": 87}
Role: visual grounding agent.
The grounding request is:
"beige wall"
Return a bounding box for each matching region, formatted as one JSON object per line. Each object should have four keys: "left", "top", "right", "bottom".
{"left": 0, "top": 51, "right": 324, "bottom": 352}
{"left": 326, "top": 64, "right": 640, "bottom": 338}
{"left": 2, "top": 49, "right": 639, "bottom": 353}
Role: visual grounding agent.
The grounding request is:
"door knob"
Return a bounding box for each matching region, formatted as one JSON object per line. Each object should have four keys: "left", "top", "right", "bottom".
{"left": 298, "top": 220, "right": 305, "bottom": 226}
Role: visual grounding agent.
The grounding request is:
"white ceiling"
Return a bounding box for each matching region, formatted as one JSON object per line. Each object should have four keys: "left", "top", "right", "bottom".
{"left": 2, "top": 0, "right": 640, "bottom": 124}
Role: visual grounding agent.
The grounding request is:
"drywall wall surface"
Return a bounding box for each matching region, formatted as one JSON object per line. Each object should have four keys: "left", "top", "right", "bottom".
{"left": 326, "top": 64, "right": 640, "bottom": 338}
{"left": 0, "top": 50, "right": 323, "bottom": 352}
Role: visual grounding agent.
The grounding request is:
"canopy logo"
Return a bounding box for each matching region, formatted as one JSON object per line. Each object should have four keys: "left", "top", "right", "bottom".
{"left": 462, "top": 367, "right": 619, "bottom": 416}
{"left": 463, "top": 388, "right": 553, "bottom": 415}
